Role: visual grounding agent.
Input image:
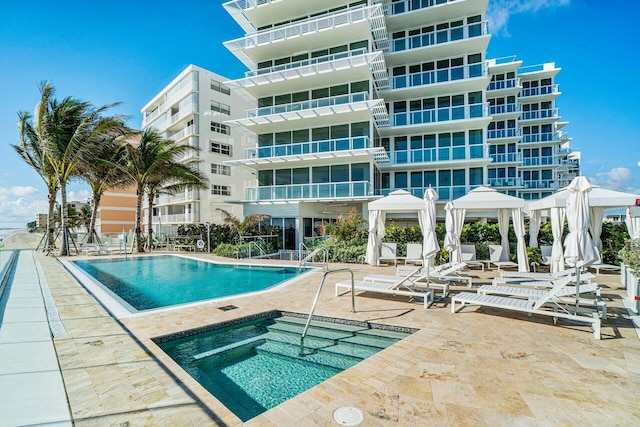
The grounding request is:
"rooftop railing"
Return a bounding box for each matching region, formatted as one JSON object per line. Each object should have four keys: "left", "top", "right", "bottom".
{"left": 390, "top": 62, "right": 487, "bottom": 90}
{"left": 389, "top": 21, "right": 488, "bottom": 53}
{"left": 247, "top": 136, "right": 372, "bottom": 159}
{"left": 246, "top": 181, "right": 371, "bottom": 201}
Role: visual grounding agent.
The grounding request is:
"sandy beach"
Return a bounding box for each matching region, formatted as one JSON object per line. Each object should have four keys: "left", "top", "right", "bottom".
{"left": 0, "top": 230, "right": 42, "bottom": 250}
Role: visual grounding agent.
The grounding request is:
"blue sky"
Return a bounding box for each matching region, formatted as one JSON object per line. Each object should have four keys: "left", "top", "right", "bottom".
{"left": 1, "top": 0, "right": 638, "bottom": 228}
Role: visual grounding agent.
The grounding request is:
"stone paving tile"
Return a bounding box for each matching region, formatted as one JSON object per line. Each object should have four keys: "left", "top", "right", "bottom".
{"left": 25, "top": 249, "right": 640, "bottom": 426}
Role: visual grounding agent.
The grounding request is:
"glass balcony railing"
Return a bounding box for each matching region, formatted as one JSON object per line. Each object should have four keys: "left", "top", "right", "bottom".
{"left": 487, "top": 128, "right": 521, "bottom": 140}
{"left": 250, "top": 48, "right": 368, "bottom": 77}
{"left": 389, "top": 21, "right": 488, "bottom": 53}
{"left": 378, "top": 185, "right": 472, "bottom": 201}
{"left": 489, "top": 103, "right": 520, "bottom": 115}
{"left": 521, "top": 156, "right": 559, "bottom": 167}
{"left": 523, "top": 180, "right": 559, "bottom": 189}
{"left": 391, "top": 103, "right": 488, "bottom": 127}
{"left": 490, "top": 153, "right": 521, "bottom": 163}
{"left": 249, "top": 92, "right": 368, "bottom": 117}
{"left": 247, "top": 136, "right": 372, "bottom": 159}
{"left": 520, "top": 108, "right": 559, "bottom": 121}
{"left": 521, "top": 131, "right": 566, "bottom": 144}
{"left": 246, "top": 181, "right": 371, "bottom": 201}
{"left": 389, "top": 145, "right": 485, "bottom": 164}
{"left": 520, "top": 84, "right": 559, "bottom": 98}
{"left": 488, "top": 78, "right": 521, "bottom": 91}
{"left": 488, "top": 178, "right": 523, "bottom": 187}
{"left": 386, "top": 0, "right": 457, "bottom": 16}
{"left": 391, "top": 62, "right": 488, "bottom": 90}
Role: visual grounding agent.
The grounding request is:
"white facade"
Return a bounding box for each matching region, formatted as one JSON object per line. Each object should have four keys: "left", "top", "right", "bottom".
{"left": 141, "top": 65, "right": 255, "bottom": 231}
{"left": 221, "top": 0, "right": 579, "bottom": 248}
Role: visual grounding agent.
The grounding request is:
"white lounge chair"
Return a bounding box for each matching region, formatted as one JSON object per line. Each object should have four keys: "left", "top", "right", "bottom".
{"left": 402, "top": 243, "right": 423, "bottom": 266}
{"left": 364, "top": 264, "right": 451, "bottom": 297}
{"left": 335, "top": 268, "right": 434, "bottom": 308}
{"left": 452, "top": 277, "right": 602, "bottom": 339}
{"left": 495, "top": 270, "right": 595, "bottom": 287}
{"left": 489, "top": 244, "right": 518, "bottom": 271}
{"left": 379, "top": 242, "right": 397, "bottom": 266}
{"left": 588, "top": 263, "right": 621, "bottom": 275}
{"left": 460, "top": 244, "right": 485, "bottom": 271}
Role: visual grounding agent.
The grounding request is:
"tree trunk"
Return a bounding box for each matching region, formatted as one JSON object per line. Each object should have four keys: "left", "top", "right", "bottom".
{"left": 59, "top": 177, "right": 69, "bottom": 256}
{"left": 146, "top": 193, "right": 154, "bottom": 252}
{"left": 88, "top": 194, "right": 101, "bottom": 244}
{"left": 135, "top": 184, "right": 144, "bottom": 253}
{"left": 47, "top": 188, "right": 56, "bottom": 250}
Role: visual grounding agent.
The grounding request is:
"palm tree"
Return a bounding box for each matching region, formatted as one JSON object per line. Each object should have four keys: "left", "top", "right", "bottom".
{"left": 215, "top": 208, "right": 271, "bottom": 243}
{"left": 109, "top": 129, "right": 208, "bottom": 253}
{"left": 14, "top": 108, "right": 59, "bottom": 250}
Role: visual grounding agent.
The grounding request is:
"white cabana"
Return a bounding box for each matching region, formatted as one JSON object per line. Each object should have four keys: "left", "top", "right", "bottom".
{"left": 365, "top": 190, "right": 432, "bottom": 266}
{"left": 452, "top": 186, "right": 529, "bottom": 272}
{"left": 626, "top": 207, "right": 640, "bottom": 239}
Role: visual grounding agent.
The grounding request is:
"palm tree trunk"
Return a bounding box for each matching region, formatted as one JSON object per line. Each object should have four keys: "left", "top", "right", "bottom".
{"left": 135, "top": 184, "right": 144, "bottom": 253}
{"left": 146, "top": 193, "right": 154, "bottom": 252}
{"left": 47, "top": 189, "right": 56, "bottom": 250}
{"left": 59, "top": 177, "right": 69, "bottom": 256}
{"left": 88, "top": 194, "right": 101, "bottom": 244}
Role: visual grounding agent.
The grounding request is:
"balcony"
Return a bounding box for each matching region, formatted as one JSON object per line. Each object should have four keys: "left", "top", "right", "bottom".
{"left": 489, "top": 103, "right": 521, "bottom": 119}
{"left": 386, "top": 21, "right": 489, "bottom": 66}
{"left": 519, "top": 108, "right": 559, "bottom": 125}
{"left": 520, "top": 131, "right": 568, "bottom": 145}
{"left": 490, "top": 152, "right": 521, "bottom": 164}
{"left": 226, "top": 93, "right": 389, "bottom": 133}
{"left": 142, "top": 76, "right": 198, "bottom": 128}
{"left": 521, "top": 156, "right": 559, "bottom": 167}
{"left": 519, "top": 84, "right": 560, "bottom": 100}
{"left": 378, "top": 185, "right": 473, "bottom": 201}
{"left": 155, "top": 190, "right": 200, "bottom": 206}
{"left": 488, "top": 78, "right": 521, "bottom": 92}
{"left": 246, "top": 181, "right": 372, "bottom": 202}
{"left": 387, "top": 145, "right": 487, "bottom": 166}
{"left": 522, "top": 180, "right": 559, "bottom": 190}
{"left": 487, "top": 128, "right": 521, "bottom": 142}
{"left": 168, "top": 125, "right": 197, "bottom": 142}
{"left": 386, "top": 62, "right": 489, "bottom": 99}
{"left": 227, "top": 49, "right": 389, "bottom": 95}
{"left": 237, "top": 136, "right": 390, "bottom": 167}
{"left": 383, "top": 0, "right": 489, "bottom": 31}
{"left": 224, "top": 5, "right": 388, "bottom": 68}
{"left": 488, "top": 178, "right": 523, "bottom": 188}
{"left": 389, "top": 103, "right": 489, "bottom": 130}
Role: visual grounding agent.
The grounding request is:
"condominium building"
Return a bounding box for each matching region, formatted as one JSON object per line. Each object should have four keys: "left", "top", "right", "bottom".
{"left": 222, "top": 0, "right": 579, "bottom": 249}
{"left": 141, "top": 65, "right": 255, "bottom": 232}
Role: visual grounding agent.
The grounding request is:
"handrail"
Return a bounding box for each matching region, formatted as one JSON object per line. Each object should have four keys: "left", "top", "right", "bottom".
{"left": 299, "top": 247, "right": 329, "bottom": 271}
{"left": 300, "top": 268, "right": 355, "bottom": 355}
{"left": 244, "top": 241, "right": 267, "bottom": 258}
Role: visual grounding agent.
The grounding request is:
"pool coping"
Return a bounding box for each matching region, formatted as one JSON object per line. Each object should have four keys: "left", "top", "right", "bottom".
{"left": 59, "top": 253, "right": 317, "bottom": 320}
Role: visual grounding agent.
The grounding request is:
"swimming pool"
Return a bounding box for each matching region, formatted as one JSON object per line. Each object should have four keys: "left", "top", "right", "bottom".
{"left": 156, "top": 311, "right": 414, "bottom": 422}
{"left": 68, "top": 255, "right": 308, "bottom": 313}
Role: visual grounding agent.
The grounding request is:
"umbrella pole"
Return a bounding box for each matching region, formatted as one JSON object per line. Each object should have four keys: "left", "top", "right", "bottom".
{"left": 575, "top": 265, "right": 580, "bottom": 312}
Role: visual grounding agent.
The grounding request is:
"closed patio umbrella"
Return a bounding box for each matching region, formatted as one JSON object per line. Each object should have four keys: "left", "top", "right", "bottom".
{"left": 420, "top": 188, "right": 440, "bottom": 290}
{"left": 444, "top": 202, "right": 459, "bottom": 265}
{"left": 564, "top": 176, "right": 600, "bottom": 308}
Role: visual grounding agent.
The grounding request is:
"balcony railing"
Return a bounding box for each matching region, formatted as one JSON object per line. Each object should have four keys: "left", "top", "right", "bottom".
{"left": 489, "top": 103, "right": 520, "bottom": 115}
{"left": 250, "top": 48, "right": 368, "bottom": 76}
{"left": 488, "top": 78, "right": 521, "bottom": 91}
{"left": 155, "top": 190, "right": 200, "bottom": 205}
{"left": 391, "top": 103, "right": 488, "bottom": 127}
{"left": 246, "top": 181, "right": 371, "bottom": 201}
{"left": 521, "top": 131, "right": 566, "bottom": 144}
{"left": 248, "top": 136, "right": 372, "bottom": 159}
{"left": 378, "top": 185, "right": 471, "bottom": 201}
{"left": 161, "top": 213, "right": 200, "bottom": 223}
{"left": 249, "top": 92, "right": 368, "bottom": 118}
{"left": 390, "top": 62, "right": 488, "bottom": 90}
{"left": 520, "top": 84, "right": 559, "bottom": 98}
{"left": 490, "top": 153, "right": 521, "bottom": 163}
{"left": 523, "top": 180, "right": 559, "bottom": 189}
{"left": 488, "top": 178, "right": 523, "bottom": 187}
{"left": 487, "top": 128, "right": 521, "bottom": 140}
{"left": 389, "top": 145, "right": 485, "bottom": 164}
{"left": 168, "top": 124, "right": 197, "bottom": 142}
{"left": 521, "top": 156, "right": 559, "bottom": 167}
{"left": 386, "top": 0, "right": 458, "bottom": 16}
{"left": 520, "top": 108, "right": 559, "bottom": 121}
{"left": 389, "top": 21, "right": 488, "bottom": 53}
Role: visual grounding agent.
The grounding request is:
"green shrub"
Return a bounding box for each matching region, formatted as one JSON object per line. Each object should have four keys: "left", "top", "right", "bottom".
{"left": 619, "top": 238, "right": 640, "bottom": 276}
{"left": 213, "top": 243, "right": 240, "bottom": 258}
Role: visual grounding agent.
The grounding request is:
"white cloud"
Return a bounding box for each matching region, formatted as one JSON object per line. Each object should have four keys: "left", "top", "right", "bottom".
{"left": 67, "top": 189, "right": 91, "bottom": 203}
{"left": 487, "top": 0, "right": 571, "bottom": 35}
{"left": 590, "top": 167, "right": 637, "bottom": 192}
{"left": 0, "top": 185, "right": 48, "bottom": 228}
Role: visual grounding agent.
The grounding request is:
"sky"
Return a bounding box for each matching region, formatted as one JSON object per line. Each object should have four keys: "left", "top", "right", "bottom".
{"left": 0, "top": 0, "right": 638, "bottom": 228}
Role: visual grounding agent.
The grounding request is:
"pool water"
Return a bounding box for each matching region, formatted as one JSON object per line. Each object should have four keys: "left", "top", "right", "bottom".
{"left": 156, "top": 312, "right": 413, "bottom": 421}
{"left": 72, "top": 256, "right": 305, "bottom": 311}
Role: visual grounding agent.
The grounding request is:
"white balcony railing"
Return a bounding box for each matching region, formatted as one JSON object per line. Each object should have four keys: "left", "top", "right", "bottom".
{"left": 389, "top": 145, "right": 485, "bottom": 164}
{"left": 520, "top": 84, "right": 559, "bottom": 98}
{"left": 523, "top": 180, "right": 559, "bottom": 190}
{"left": 385, "top": 0, "right": 459, "bottom": 16}
{"left": 390, "top": 62, "right": 488, "bottom": 90}
{"left": 489, "top": 103, "right": 521, "bottom": 115}
{"left": 520, "top": 108, "right": 559, "bottom": 121}
{"left": 521, "top": 156, "right": 559, "bottom": 167}
{"left": 248, "top": 92, "right": 369, "bottom": 118}
{"left": 488, "top": 78, "right": 521, "bottom": 91}
{"left": 246, "top": 181, "right": 371, "bottom": 201}
{"left": 490, "top": 153, "right": 521, "bottom": 163}
{"left": 521, "top": 131, "right": 567, "bottom": 144}
{"left": 168, "top": 124, "right": 197, "bottom": 142}
{"left": 391, "top": 103, "right": 488, "bottom": 127}
{"left": 247, "top": 136, "right": 372, "bottom": 159}
{"left": 389, "top": 21, "right": 488, "bottom": 53}
{"left": 487, "top": 128, "right": 521, "bottom": 140}
{"left": 488, "top": 178, "right": 523, "bottom": 187}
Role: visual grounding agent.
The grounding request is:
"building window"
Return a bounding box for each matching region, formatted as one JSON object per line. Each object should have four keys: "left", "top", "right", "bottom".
{"left": 210, "top": 141, "right": 232, "bottom": 156}
{"left": 210, "top": 101, "right": 230, "bottom": 115}
{"left": 210, "top": 79, "right": 230, "bottom": 95}
{"left": 211, "top": 164, "right": 231, "bottom": 175}
{"left": 211, "top": 185, "right": 231, "bottom": 196}
{"left": 211, "top": 121, "right": 231, "bottom": 135}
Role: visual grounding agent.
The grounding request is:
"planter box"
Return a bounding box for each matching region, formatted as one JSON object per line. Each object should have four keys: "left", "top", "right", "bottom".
{"left": 625, "top": 266, "right": 640, "bottom": 314}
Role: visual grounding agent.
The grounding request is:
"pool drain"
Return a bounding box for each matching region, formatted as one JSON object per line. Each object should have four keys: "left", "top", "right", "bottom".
{"left": 333, "top": 407, "right": 364, "bottom": 426}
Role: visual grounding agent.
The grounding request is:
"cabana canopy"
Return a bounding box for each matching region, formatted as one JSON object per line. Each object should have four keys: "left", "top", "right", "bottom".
{"left": 452, "top": 186, "right": 529, "bottom": 271}
{"left": 527, "top": 186, "right": 639, "bottom": 211}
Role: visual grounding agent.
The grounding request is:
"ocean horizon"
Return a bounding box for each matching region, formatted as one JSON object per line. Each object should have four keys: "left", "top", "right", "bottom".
{"left": 0, "top": 228, "right": 22, "bottom": 241}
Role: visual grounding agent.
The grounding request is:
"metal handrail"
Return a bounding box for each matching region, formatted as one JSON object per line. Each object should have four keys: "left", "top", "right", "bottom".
{"left": 300, "top": 268, "right": 355, "bottom": 355}
{"left": 299, "top": 247, "right": 329, "bottom": 271}
{"left": 242, "top": 241, "right": 267, "bottom": 258}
